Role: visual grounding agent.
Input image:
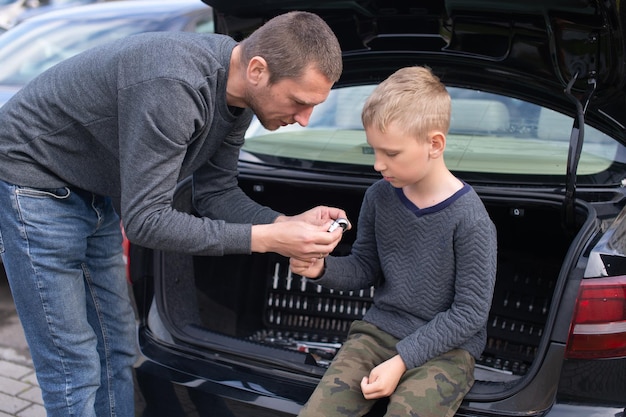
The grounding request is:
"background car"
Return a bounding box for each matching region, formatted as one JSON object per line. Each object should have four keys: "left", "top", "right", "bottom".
{"left": 0, "top": 0, "right": 214, "bottom": 107}
{"left": 14, "top": 0, "right": 109, "bottom": 24}
{"left": 0, "top": 0, "right": 29, "bottom": 31}
{"left": 0, "top": 0, "right": 107, "bottom": 31}
{"left": 124, "top": 0, "right": 624, "bottom": 416}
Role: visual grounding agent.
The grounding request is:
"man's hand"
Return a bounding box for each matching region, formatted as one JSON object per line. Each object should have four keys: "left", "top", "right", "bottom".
{"left": 360, "top": 355, "right": 407, "bottom": 399}
{"left": 251, "top": 206, "right": 350, "bottom": 259}
{"left": 251, "top": 219, "right": 342, "bottom": 259}
{"left": 276, "top": 206, "right": 351, "bottom": 230}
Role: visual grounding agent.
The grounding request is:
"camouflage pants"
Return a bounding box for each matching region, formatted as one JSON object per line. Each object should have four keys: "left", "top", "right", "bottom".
{"left": 298, "top": 320, "right": 475, "bottom": 417}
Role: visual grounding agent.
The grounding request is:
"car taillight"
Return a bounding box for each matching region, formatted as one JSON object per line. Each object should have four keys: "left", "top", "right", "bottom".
{"left": 121, "top": 224, "right": 131, "bottom": 283}
{"left": 565, "top": 275, "right": 626, "bottom": 359}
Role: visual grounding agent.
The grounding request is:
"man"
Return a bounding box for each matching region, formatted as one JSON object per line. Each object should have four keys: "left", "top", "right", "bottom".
{"left": 0, "top": 11, "right": 344, "bottom": 417}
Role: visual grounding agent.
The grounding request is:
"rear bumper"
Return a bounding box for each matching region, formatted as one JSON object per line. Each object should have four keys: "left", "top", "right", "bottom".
{"left": 134, "top": 328, "right": 624, "bottom": 417}
{"left": 544, "top": 403, "right": 624, "bottom": 417}
{"left": 134, "top": 328, "right": 307, "bottom": 417}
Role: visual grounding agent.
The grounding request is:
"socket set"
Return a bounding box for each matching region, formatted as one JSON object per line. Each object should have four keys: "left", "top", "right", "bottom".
{"left": 264, "top": 261, "right": 374, "bottom": 333}
{"left": 250, "top": 256, "right": 556, "bottom": 376}
{"left": 478, "top": 254, "right": 556, "bottom": 376}
{"left": 249, "top": 261, "right": 374, "bottom": 366}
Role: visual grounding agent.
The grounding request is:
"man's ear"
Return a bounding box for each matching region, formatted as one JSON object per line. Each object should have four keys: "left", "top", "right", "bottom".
{"left": 247, "top": 56, "right": 268, "bottom": 85}
{"left": 429, "top": 131, "right": 446, "bottom": 158}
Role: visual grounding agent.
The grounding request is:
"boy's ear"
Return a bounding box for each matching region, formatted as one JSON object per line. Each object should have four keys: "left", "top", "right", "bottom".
{"left": 247, "top": 56, "right": 268, "bottom": 85}
{"left": 429, "top": 131, "right": 446, "bottom": 158}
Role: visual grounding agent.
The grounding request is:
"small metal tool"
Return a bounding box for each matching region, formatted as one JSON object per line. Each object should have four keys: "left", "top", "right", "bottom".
{"left": 328, "top": 218, "right": 349, "bottom": 233}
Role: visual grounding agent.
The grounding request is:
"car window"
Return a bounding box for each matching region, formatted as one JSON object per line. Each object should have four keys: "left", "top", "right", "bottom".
{"left": 243, "top": 85, "right": 624, "bottom": 185}
{"left": 194, "top": 17, "right": 213, "bottom": 33}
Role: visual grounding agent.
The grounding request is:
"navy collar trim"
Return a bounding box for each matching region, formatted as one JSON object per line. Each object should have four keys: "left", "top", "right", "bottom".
{"left": 395, "top": 182, "right": 471, "bottom": 217}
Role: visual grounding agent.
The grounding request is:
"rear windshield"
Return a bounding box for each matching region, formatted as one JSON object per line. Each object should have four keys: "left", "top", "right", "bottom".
{"left": 243, "top": 86, "right": 626, "bottom": 185}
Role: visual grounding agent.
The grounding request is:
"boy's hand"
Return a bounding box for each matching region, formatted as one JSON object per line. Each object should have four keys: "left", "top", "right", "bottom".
{"left": 360, "top": 355, "right": 407, "bottom": 399}
{"left": 289, "top": 256, "right": 325, "bottom": 278}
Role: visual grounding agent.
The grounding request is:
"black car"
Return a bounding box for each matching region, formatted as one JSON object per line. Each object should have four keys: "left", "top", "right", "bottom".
{"left": 131, "top": 1, "right": 626, "bottom": 416}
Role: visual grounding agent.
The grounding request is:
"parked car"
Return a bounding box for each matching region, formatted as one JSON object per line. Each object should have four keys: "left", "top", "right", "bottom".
{"left": 0, "top": 0, "right": 107, "bottom": 31}
{"left": 0, "top": 0, "right": 214, "bottom": 107}
{"left": 130, "top": 0, "right": 626, "bottom": 416}
{"left": 13, "top": 0, "right": 109, "bottom": 24}
{"left": 0, "top": 0, "right": 30, "bottom": 30}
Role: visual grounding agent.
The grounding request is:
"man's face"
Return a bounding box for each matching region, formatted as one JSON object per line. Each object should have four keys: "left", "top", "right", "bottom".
{"left": 246, "top": 67, "right": 332, "bottom": 131}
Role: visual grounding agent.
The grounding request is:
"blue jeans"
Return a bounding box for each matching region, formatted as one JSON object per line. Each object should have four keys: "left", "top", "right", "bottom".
{"left": 0, "top": 180, "right": 136, "bottom": 417}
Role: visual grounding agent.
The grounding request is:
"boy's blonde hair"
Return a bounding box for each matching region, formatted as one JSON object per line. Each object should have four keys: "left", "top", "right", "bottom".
{"left": 361, "top": 66, "right": 450, "bottom": 140}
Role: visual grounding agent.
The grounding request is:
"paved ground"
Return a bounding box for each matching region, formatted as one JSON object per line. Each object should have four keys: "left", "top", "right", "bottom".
{"left": 0, "top": 265, "right": 45, "bottom": 417}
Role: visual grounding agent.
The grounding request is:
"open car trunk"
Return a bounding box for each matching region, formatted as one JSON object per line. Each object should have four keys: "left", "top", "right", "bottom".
{"left": 129, "top": 0, "right": 626, "bottom": 414}
{"left": 148, "top": 173, "right": 597, "bottom": 401}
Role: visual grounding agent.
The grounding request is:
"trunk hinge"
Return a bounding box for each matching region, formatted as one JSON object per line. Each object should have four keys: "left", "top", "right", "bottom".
{"left": 562, "top": 73, "right": 597, "bottom": 231}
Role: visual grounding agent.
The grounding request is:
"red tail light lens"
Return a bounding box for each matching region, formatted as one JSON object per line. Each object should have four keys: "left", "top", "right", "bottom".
{"left": 565, "top": 276, "right": 626, "bottom": 359}
{"left": 121, "top": 225, "right": 131, "bottom": 283}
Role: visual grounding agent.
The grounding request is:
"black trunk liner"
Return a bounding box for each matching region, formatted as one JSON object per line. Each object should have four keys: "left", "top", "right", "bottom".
{"left": 168, "top": 180, "right": 576, "bottom": 382}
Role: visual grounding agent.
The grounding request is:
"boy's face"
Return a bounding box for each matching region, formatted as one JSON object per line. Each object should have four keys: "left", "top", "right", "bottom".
{"left": 366, "top": 122, "right": 433, "bottom": 188}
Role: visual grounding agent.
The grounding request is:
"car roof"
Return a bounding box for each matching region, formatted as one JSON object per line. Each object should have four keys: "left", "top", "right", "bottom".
{"left": 203, "top": 0, "right": 626, "bottom": 144}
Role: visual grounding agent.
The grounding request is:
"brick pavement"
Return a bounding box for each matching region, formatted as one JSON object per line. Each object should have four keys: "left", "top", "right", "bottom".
{"left": 0, "top": 349, "right": 44, "bottom": 417}
{"left": 0, "top": 266, "right": 45, "bottom": 417}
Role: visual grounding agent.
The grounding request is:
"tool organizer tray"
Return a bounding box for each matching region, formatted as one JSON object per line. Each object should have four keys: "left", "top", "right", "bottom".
{"left": 248, "top": 251, "right": 556, "bottom": 377}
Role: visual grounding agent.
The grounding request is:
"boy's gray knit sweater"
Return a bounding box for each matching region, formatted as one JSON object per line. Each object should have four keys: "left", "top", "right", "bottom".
{"left": 0, "top": 32, "right": 281, "bottom": 255}
{"left": 316, "top": 180, "right": 498, "bottom": 369}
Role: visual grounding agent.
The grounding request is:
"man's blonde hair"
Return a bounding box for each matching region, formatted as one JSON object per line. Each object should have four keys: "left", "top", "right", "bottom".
{"left": 361, "top": 66, "right": 450, "bottom": 140}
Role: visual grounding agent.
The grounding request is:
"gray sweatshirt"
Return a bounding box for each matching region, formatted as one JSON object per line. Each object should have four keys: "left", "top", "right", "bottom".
{"left": 0, "top": 32, "right": 281, "bottom": 255}
{"left": 317, "top": 180, "right": 498, "bottom": 369}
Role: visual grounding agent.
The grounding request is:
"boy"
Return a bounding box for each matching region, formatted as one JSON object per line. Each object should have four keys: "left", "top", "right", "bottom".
{"left": 290, "top": 66, "right": 498, "bottom": 417}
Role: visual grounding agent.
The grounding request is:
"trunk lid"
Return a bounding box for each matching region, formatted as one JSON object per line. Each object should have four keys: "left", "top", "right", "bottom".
{"left": 203, "top": 0, "right": 626, "bottom": 225}
{"left": 203, "top": 0, "right": 626, "bottom": 141}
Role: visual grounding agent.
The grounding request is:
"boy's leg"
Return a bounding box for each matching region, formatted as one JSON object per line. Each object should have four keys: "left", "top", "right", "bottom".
{"left": 298, "top": 320, "right": 397, "bottom": 417}
{"left": 385, "top": 349, "right": 475, "bottom": 417}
